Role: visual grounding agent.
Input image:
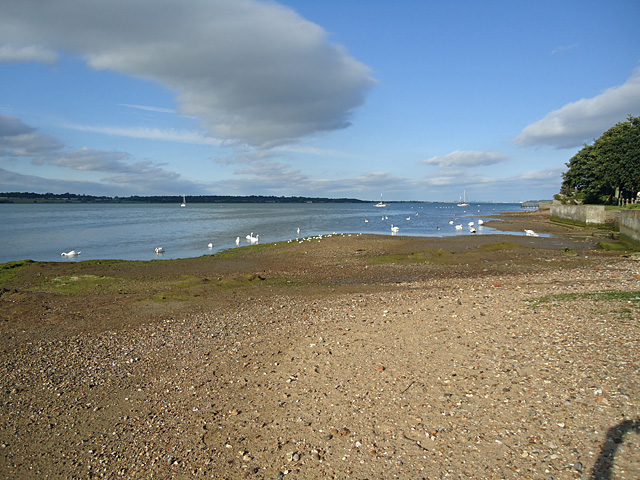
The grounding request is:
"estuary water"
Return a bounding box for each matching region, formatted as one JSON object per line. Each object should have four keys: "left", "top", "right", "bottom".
{"left": 0, "top": 202, "right": 523, "bottom": 263}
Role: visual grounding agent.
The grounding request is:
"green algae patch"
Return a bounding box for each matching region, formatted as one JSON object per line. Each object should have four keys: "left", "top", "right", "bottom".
{"left": 472, "top": 241, "right": 530, "bottom": 252}
{"left": 368, "top": 242, "right": 529, "bottom": 265}
{"left": 529, "top": 290, "right": 640, "bottom": 306}
{"left": 368, "top": 249, "right": 455, "bottom": 265}
{"left": 41, "top": 274, "right": 125, "bottom": 294}
{"left": 0, "top": 260, "right": 34, "bottom": 285}
{"left": 596, "top": 240, "right": 639, "bottom": 252}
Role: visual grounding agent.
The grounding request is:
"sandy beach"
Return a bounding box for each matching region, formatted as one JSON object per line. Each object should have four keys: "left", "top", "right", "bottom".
{"left": 1, "top": 209, "right": 639, "bottom": 479}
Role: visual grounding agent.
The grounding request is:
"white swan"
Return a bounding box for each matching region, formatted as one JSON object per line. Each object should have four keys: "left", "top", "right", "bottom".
{"left": 478, "top": 219, "right": 484, "bottom": 225}
{"left": 469, "top": 226, "right": 477, "bottom": 234}
{"left": 246, "top": 232, "right": 253, "bottom": 241}
{"left": 468, "top": 221, "right": 474, "bottom": 227}
{"left": 391, "top": 224, "right": 399, "bottom": 235}
{"left": 155, "top": 247, "right": 164, "bottom": 254}
{"left": 449, "top": 220, "right": 454, "bottom": 225}
{"left": 208, "top": 243, "right": 213, "bottom": 249}
{"left": 250, "top": 234, "right": 259, "bottom": 244}
{"left": 455, "top": 224, "right": 463, "bottom": 230}
{"left": 525, "top": 229, "right": 539, "bottom": 237}
{"left": 235, "top": 236, "right": 240, "bottom": 247}
{"left": 61, "top": 250, "right": 81, "bottom": 257}
{"left": 297, "top": 227, "right": 300, "bottom": 238}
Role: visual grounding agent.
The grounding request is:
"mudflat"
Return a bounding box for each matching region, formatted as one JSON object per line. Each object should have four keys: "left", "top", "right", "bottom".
{"left": 1, "top": 209, "right": 639, "bottom": 479}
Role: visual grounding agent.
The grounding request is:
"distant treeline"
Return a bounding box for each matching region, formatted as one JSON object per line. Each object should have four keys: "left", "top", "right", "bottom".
{"left": 0, "top": 192, "right": 367, "bottom": 204}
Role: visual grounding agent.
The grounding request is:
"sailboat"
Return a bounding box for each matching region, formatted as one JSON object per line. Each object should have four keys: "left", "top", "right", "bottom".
{"left": 457, "top": 190, "right": 469, "bottom": 207}
{"left": 374, "top": 194, "right": 387, "bottom": 207}
{"left": 180, "top": 195, "right": 186, "bottom": 207}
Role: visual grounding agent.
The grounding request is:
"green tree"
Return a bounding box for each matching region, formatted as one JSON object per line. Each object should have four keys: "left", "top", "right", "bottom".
{"left": 561, "top": 115, "right": 640, "bottom": 204}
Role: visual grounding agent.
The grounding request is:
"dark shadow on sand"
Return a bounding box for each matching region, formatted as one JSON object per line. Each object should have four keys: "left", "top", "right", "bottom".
{"left": 590, "top": 418, "right": 640, "bottom": 479}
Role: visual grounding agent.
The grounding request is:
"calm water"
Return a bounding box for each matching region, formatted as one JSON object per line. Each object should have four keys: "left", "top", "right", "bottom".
{"left": 0, "top": 202, "right": 523, "bottom": 263}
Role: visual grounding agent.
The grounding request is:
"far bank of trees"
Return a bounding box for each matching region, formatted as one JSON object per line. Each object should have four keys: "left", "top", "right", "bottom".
{"left": 558, "top": 115, "right": 640, "bottom": 205}
{"left": 0, "top": 192, "right": 367, "bottom": 204}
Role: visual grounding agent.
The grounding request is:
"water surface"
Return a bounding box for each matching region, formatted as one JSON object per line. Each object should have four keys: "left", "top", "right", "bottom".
{"left": 0, "top": 202, "right": 523, "bottom": 263}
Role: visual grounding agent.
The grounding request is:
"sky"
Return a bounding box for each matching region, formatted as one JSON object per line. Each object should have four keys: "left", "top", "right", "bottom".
{"left": 1, "top": 0, "right": 639, "bottom": 202}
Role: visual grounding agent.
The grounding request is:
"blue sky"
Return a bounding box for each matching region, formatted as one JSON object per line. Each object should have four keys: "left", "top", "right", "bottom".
{"left": 1, "top": 0, "right": 639, "bottom": 202}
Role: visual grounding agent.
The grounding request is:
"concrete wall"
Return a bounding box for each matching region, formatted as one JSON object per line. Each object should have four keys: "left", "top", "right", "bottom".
{"left": 551, "top": 205, "right": 640, "bottom": 246}
{"left": 552, "top": 205, "right": 605, "bottom": 225}
{"left": 550, "top": 205, "right": 620, "bottom": 227}
{"left": 620, "top": 210, "right": 640, "bottom": 246}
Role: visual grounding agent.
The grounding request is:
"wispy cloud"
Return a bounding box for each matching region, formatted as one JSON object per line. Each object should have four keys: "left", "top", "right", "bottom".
{"left": 0, "top": 166, "right": 130, "bottom": 196}
{"left": 551, "top": 43, "right": 579, "bottom": 55}
{"left": 0, "top": 114, "right": 205, "bottom": 194}
{"left": 0, "top": 45, "right": 58, "bottom": 64}
{"left": 65, "top": 124, "right": 223, "bottom": 146}
{"left": 0, "top": 114, "right": 63, "bottom": 157}
{"left": 0, "top": 0, "right": 375, "bottom": 148}
{"left": 422, "top": 149, "right": 508, "bottom": 168}
{"left": 119, "top": 104, "right": 176, "bottom": 114}
{"left": 515, "top": 69, "right": 640, "bottom": 148}
{"left": 214, "top": 144, "right": 351, "bottom": 166}
{"left": 215, "top": 150, "right": 277, "bottom": 166}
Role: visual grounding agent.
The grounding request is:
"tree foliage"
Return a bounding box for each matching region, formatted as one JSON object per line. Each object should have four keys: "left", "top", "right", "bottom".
{"left": 560, "top": 115, "right": 640, "bottom": 204}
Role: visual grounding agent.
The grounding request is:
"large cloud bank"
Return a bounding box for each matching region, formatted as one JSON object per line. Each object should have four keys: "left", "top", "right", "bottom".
{"left": 515, "top": 71, "right": 640, "bottom": 149}
{"left": 0, "top": 0, "right": 375, "bottom": 147}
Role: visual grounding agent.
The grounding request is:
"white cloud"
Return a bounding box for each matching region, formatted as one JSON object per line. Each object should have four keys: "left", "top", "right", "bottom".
{"left": 65, "top": 124, "right": 223, "bottom": 146}
{"left": 0, "top": 115, "right": 63, "bottom": 157}
{"left": 551, "top": 43, "right": 578, "bottom": 55}
{"left": 422, "top": 149, "right": 508, "bottom": 168}
{"left": 515, "top": 70, "right": 640, "bottom": 148}
{"left": 216, "top": 149, "right": 278, "bottom": 166}
{"left": 119, "top": 104, "right": 176, "bottom": 114}
{"left": 48, "top": 146, "right": 131, "bottom": 171}
{"left": 0, "top": 45, "right": 58, "bottom": 64}
{"left": 0, "top": 114, "right": 205, "bottom": 194}
{"left": 0, "top": 166, "right": 124, "bottom": 195}
{"left": 211, "top": 167, "right": 415, "bottom": 197}
{"left": 0, "top": 0, "right": 375, "bottom": 148}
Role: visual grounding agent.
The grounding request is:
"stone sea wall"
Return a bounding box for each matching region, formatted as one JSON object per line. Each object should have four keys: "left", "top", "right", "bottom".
{"left": 550, "top": 204, "right": 619, "bottom": 227}
{"left": 551, "top": 204, "right": 640, "bottom": 246}
{"left": 620, "top": 209, "right": 640, "bottom": 246}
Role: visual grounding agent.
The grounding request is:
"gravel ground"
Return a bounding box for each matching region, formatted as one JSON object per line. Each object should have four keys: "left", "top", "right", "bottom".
{"left": 1, "top": 211, "right": 639, "bottom": 479}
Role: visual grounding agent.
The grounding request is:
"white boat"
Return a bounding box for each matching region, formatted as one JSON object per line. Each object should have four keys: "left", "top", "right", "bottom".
{"left": 180, "top": 195, "right": 186, "bottom": 207}
{"left": 457, "top": 190, "right": 469, "bottom": 207}
{"left": 374, "top": 194, "right": 387, "bottom": 207}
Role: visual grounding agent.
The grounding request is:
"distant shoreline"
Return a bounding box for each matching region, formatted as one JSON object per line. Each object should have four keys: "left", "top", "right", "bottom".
{"left": 0, "top": 192, "right": 543, "bottom": 205}
{"left": 0, "top": 192, "right": 367, "bottom": 204}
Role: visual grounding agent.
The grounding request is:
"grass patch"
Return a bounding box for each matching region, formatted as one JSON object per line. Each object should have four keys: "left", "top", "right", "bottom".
{"left": 368, "top": 242, "right": 532, "bottom": 265}
{"left": 368, "top": 249, "right": 454, "bottom": 265}
{"left": 473, "top": 241, "right": 530, "bottom": 252}
{"left": 41, "top": 274, "right": 124, "bottom": 294}
{"left": 529, "top": 290, "right": 640, "bottom": 306}
{"left": 596, "top": 240, "right": 633, "bottom": 252}
{"left": 0, "top": 260, "right": 34, "bottom": 285}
